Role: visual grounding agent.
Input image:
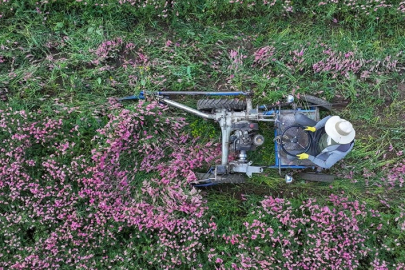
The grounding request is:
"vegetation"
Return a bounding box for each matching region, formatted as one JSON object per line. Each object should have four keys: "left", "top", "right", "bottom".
{"left": 1, "top": 0, "right": 405, "bottom": 268}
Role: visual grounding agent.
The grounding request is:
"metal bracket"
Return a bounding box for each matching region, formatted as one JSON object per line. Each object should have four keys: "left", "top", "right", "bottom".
{"left": 230, "top": 161, "right": 264, "bottom": 178}
{"left": 193, "top": 168, "right": 246, "bottom": 185}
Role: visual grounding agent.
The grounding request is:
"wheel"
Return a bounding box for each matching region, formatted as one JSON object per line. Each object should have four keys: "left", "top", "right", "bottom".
{"left": 300, "top": 94, "right": 332, "bottom": 111}
{"left": 280, "top": 125, "right": 312, "bottom": 156}
{"left": 197, "top": 99, "right": 246, "bottom": 112}
{"left": 297, "top": 172, "right": 335, "bottom": 182}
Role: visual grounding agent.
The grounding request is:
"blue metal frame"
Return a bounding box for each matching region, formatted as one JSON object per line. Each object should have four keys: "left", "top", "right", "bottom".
{"left": 119, "top": 91, "right": 249, "bottom": 101}
{"left": 270, "top": 137, "right": 309, "bottom": 169}
{"left": 193, "top": 182, "right": 217, "bottom": 187}
{"left": 269, "top": 107, "right": 318, "bottom": 170}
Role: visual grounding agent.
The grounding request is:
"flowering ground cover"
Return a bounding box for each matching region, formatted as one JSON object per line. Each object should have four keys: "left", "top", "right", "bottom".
{"left": 1, "top": 1, "right": 405, "bottom": 269}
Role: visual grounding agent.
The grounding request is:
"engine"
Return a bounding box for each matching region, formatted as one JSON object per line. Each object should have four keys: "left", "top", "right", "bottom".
{"left": 230, "top": 121, "right": 264, "bottom": 152}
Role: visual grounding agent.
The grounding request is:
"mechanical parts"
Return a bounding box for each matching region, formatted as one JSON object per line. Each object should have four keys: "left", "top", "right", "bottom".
{"left": 119, "top": 90, "right": 334, "bottom": 186}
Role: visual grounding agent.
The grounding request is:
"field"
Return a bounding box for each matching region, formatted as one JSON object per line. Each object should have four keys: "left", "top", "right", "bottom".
{"left": 1, "top": 0, "right": 405, "bottom": 269}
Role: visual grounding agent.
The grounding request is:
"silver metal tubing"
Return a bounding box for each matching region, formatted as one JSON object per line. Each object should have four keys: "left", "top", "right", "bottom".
{"left": 221, "top": 126, "right": 230, "bottom": 165}
{"left": 238, "top": 150, "right": 247, "bottom": 162}
{"left": 246, "top": 97, "right": 253, "bottom": 113}
{"left": 246, "top": 115, "right": 276, "bottom": 122}
{"left": 219, "top": 111, "right": 232, "bottom": 166}
{"left": 160, "top": 98, "right": 215, "bottom": 119}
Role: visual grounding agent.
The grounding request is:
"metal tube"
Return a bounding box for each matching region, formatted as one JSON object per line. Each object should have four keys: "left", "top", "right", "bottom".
{"left": 158, "top": 91, "right": 248, "bottom": 96}
{"left": 120, "top": 91, "right": 250, "bottom": 101}
{"left": 118, "top": 93, "right": 145, "bottom": 101}
{"left": 160, "top": 98, "right": 215, "bottom": 119}
{"left": 246, "top": 97, "right": 253, "bottom": 113}
{"left": 220, "top": 116, "right": 231, "bottom": 165}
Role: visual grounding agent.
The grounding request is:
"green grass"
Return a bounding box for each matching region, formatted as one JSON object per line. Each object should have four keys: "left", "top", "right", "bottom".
{"left": 1, "top": 1, "right": 405, "bottom": 267}
{"left": 3, "top": 5, "right": 403, "bottom": 186}
{"left": 1, "top": 5, "right": 403, "bottom": 175}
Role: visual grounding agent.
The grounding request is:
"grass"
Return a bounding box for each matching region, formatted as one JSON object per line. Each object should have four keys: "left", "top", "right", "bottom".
{"left": 1, "top": 1, "right": 405, "bottom": 268}
{"left": 1, "top": 0, "right": 404, "bottom": 203}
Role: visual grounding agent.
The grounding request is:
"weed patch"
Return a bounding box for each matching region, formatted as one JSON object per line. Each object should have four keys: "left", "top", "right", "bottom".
{"left": 1, "top": 1, "right": 405, "bottom": 268}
